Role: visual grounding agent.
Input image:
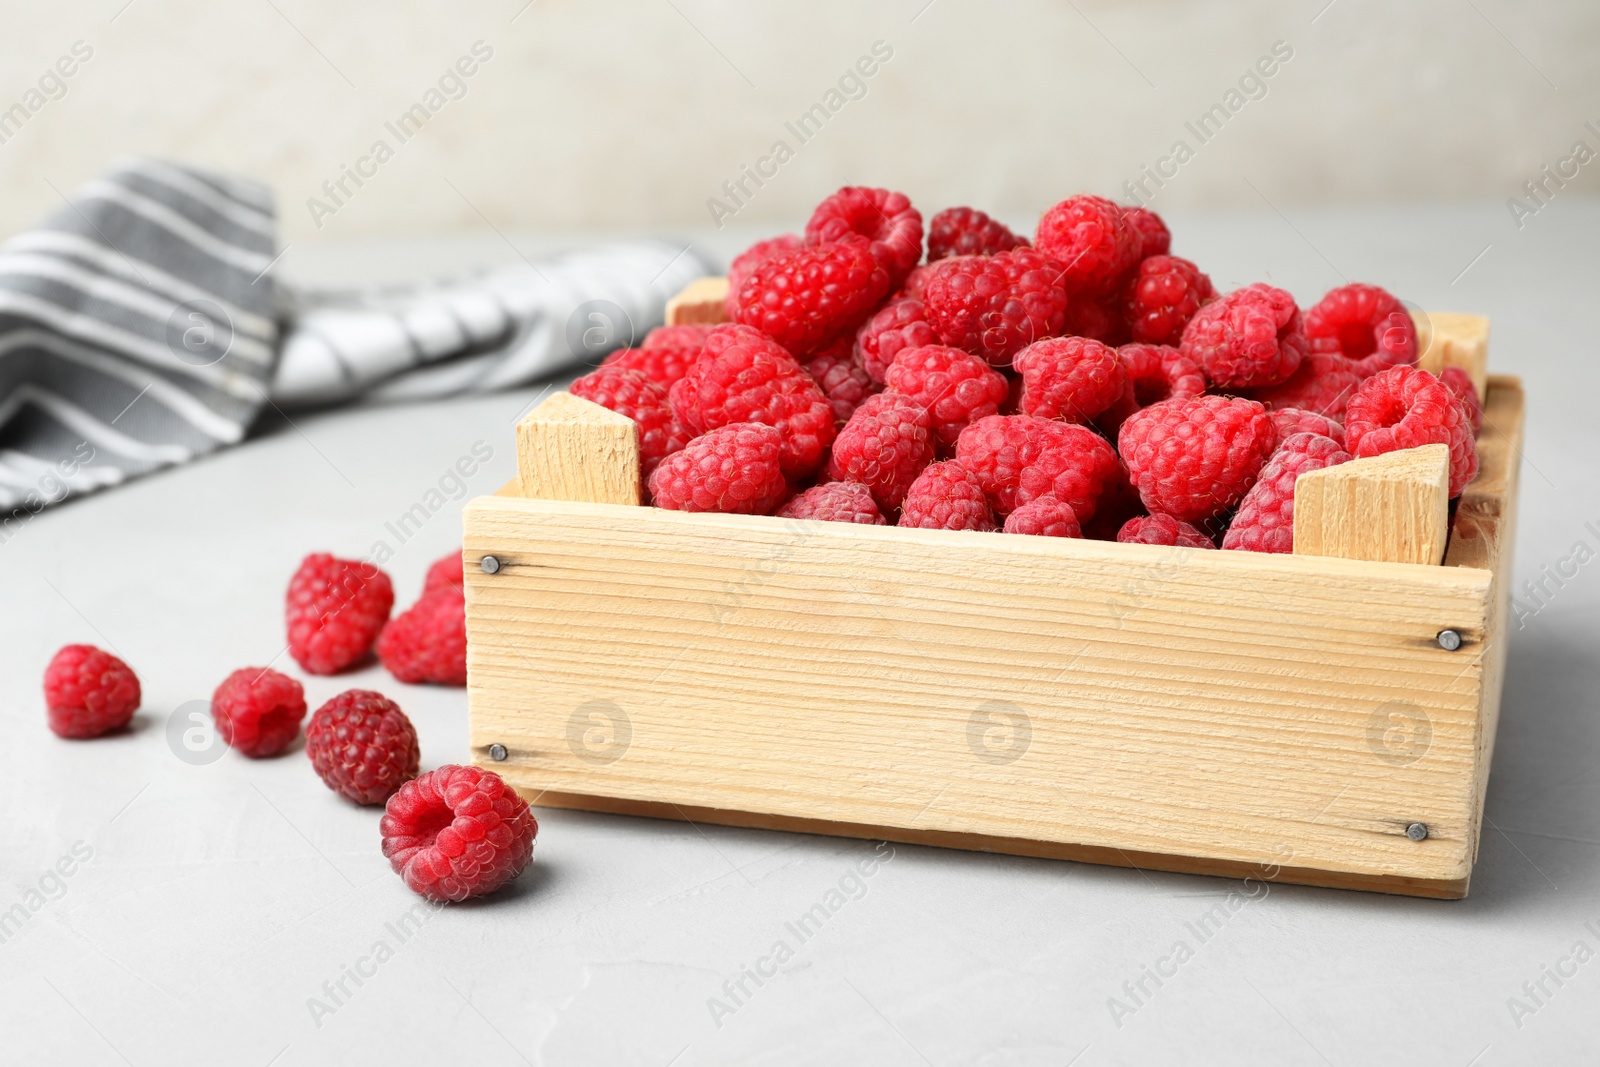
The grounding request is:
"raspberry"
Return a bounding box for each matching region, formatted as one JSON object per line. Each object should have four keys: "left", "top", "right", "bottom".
{"left": 1123, "top": 255, "right": 1216, "bottom": 346}
{"left": 954, "top": 414, "right": 1120, "bottom": 519}
{"left": 424, "top": 551, "right": 464, "bottom": 594}
{"left": 922, "top": 250, "right": 1069, "bottom": 367}
{"left": 1180, "top": 283, "right": 1306, "bottom": 389}
{"left": 1003, "top": 497, "right": 1082, "bottom": 538}
{"left": 898, "top": 461, "right": 996, "bottom": 531}
{"left": 1033, "top": 195, "right": 1140, "bottom": 298}
{"left": 602, "top": 345, "right": 705, "bottom": 389}
{"left": 725, "top": 234, "right": 802, "bottom": 319}
{"left": 827, "top": 393, "right": 934, "bottom": 512}
{"left": 1122, "top": 206, "right": 1171, "bottom": 259}
{"left": 647, "top": 423, "right": 789, "bottom": 514}
{"left": 305, "top": 690, "right": 420, "bottom": 805}
{"left": 1440, "top": 366, "right": 1483, "bottom": 434}
{"left": 855, "top": 296, "right": 938, "bottom": 384}
{"left": 642, "top": 323, "right": 713, "bottom": 350}
{"left": 380, "top": 765, "right": 538, "bottom": 903}
{"left": 926, "top": 207, "right": 1027, "bottom": 261}
{"left": 1116, "top": 513, "right": 1216, "bottom": 549}
{"left": 1222, "top": 433, "right": 1352, "bottom": 554}
{"left": 571, "top": 366, "right": 690, "bottom": 475}
{"left": 669, "top": 325, "right": 836, "bottom": 478}
{"left": 1344, "top": 366, "right": 1478, "bottom": 496}
{"left": 735, "top": 236, "right": 891, "bottom": 357}
{"left": 803, "top": 342, "right": 877, "bottom": 424}
{"left": 378, "top": 588, "right": 467, "bottom": 686}
{"left": 804, "top": 186, "right": 924, "bottom": 285}
{"left": 775, "top": 482, "right": 885, "bottom": 525}
{"left": 43, "top": 644, "right": 140, "bottom": 739}
{"left": 1117, "top": 343, "right": 1206, "bottom": 407}
{"left": 901, "top": 265, "right": 933, "bottom": 301}
{"left": 211, "top": 667, "right": 306, "bottom": 757}
{"left": 1270, "top": 407, "right": 1346, "bottom": 449}
{"left": 1013, "top": 337, "right": 1127, "bottom": 424}
{"left": 1248, "top": 351, "right": 1365, "bottom": 420}
{"left": 883, "top": 344, "right": 1009, "bottom": 447}
{"left": 286, "top": 554, "right": 394, "bottom": 676}
{"left": 1117, "top": 395, "right": 1278, "bottom": 522}
{"left": 1303, "top": 283, "right": 1417, "bottom": 376}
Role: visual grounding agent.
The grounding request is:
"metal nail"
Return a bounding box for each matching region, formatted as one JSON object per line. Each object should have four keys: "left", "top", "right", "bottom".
{"left": 1406, "top": 822, "right": 1429, "bottom": 841}
{"left": 489, "top": 743, "right": 508, "bottom": 762}
{"left": 1436, "top": 629, "right": 1462, "bottom": 651}
{"left": 481, "top": 555, "right": 501, "bottom": 575}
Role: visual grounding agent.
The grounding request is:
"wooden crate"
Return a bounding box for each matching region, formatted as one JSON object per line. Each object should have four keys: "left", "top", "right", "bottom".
{"left": 461, "top": 288, "right": 1523, "bottom": 899}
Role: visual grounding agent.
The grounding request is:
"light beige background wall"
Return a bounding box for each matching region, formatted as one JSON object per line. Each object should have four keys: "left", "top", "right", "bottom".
{"left": 1, "top": 0, "right": 1596, "bottom": 242}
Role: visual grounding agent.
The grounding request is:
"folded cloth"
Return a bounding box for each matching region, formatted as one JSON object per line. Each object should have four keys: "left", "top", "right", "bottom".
{"left": 0, "top": 158, "right": 709, "bottom": 530}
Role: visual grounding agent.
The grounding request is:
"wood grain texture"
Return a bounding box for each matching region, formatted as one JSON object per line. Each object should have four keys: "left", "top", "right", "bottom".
{"left": 1293, "top": 444, "right": 1451, "bottom": 565}
{"left": 514, "top": 392, "right": 639, "bottom": 505}
{"left": 1415, "top": 310, "right": 1490, "bottom": 399}
{"left": 664, "top": 276, "right": 730, "bottom": 326}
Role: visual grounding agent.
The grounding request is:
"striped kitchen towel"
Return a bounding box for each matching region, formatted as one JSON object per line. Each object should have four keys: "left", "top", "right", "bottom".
{"left": 0, "top": 158, "right": 708, "bottom": 533}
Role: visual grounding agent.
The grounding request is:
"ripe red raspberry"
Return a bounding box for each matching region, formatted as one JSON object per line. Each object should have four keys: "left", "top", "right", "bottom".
{"left": 855, "top": 296, "right": 938, "bottom": 384}
{"left": 803, "top": 342, "right": 877, "bottom": 425}
{"left": 898, "top": 461, "right": 996, "bottom": 531}
{"left": 424, "top": 551, "right": 463, "bottom": 594}
{"left": 922, "top": 250, "right": 1069, "bottom": 367}
{"left": 602, "top": 345, "right": 705, "bottom": 389}
{"left": 1440, "top": 366, "right": 1483, "bottom": 433}
{"left": 1122, "top": 206, "right": 1171, "bottom": 259}
{"left": 1270, "top": 407, "right": 1346, "bottom": 449}
{"left": 735, "top": 236, "right": 891, "bottom": 357}
{"left": 1116, "top": 513, "right": 1216, "bottom": 549}
{"left": 954, "top": 414, "right": 1120, "bottom": 519}
{"left": 286, "top": 554, "right": 394, "bottom": 676}
{"left": 1248, "top": 351, "right": 1365, "bottom": 420}
{"left": 775, "top": 482, "right": 885, "bottom": 524}
{"left": 1181, "top": 283, "right": 1306, "bottom": 389}
{"left": 1123, "top": 255, "right": 1216, "bottom": 346}
{"left": 827, "top": 393, "right": 934, "bottom": 512}
{"left": 1222, "top": 433, "right": 1352, "bottom": 554}
{"left": 926, "top": 207, "right": 1028, "bottom": 261}
{"left": 1344, "top": 366, "right": 1478, "bottom": 496}
{"left": 571, "top": 366, "right": 690, "bottom": 475}
{"left": 43, "top": 644, "right": 140, "bottom": 739}
{"left": 1117, "top": 395, "right": 1278, "bottom": 522}
{"left": 1034, "top": 195, "right": 1140, "bottom": 298}
{"left": 211, "top": 667, "right": 306, "bottom": 757}
{"left": 1013, "top": 337, "right": 1127, "bottom": 424}
{"left": 1117, "top": 343, "right": 1206, "bottom": 407}
{"left": 1003, "top": 497, "right": 1082, "bottom": 538}
{"left": 305, "top": 689, "right": 420, "bottom": 805}
{"left": 1303, "top": 283, "right": 1417, "bottom": 376}
{"left": 669, "top": 325, "right": 836, "bottom": 478}
{"left": 805, "top": 186, "right": 924, "bottom": 285}
{"left": 647, "top": 423, "right": 789, "bottom": 514}
{"left": 883, "top": 344, "right": 1009, "bottom": 448}
{"left": 378, "top": 588, "right": 467, "bottom": 686}
{"left": 642, "top": 323, "right": 713, "bottom": 350}
{"left": 725, "top": 234, "right": 802, "bottom": 319}
{"left": 381, "top": 765, "right": 538, "bottom": 902}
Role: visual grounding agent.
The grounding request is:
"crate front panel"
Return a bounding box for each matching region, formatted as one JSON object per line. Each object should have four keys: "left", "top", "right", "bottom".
{"left": 464, "top": 499, "right": 1493, "bottom": 883}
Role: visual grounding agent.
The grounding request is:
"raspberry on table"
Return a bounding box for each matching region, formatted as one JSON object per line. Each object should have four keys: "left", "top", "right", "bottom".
{"left": 883, "top": 344, "right": 1009, "bottom": 447}
{"left": 827, "top": 393, "right": 935, "bottom": 512}
{"left": 1344, "top": 366, "right": 1478, "bottom": 496}
{"left": 1180, "top": 283, "right": 1307, "bottom": 389}
{"left": 669, "top": 324, "right": 836, "bottom": 479}
{"left": 803, "top": 342, "right": 878, "bottom": 425}
{"left": 735, "top": 236, "right": 891, "bottom": 357}
{"left": 380, "top": 765, "right": 538, "bottom": 903}
{"left": 1003, "top": 497, "right": 1082, "bottom": 538}
{"left": 922, "top": 249, "right": 1070, "bottom": 367}
{"left": 647, "top": 423, "right": 790, "bottom": 514}
{"left": 1122, "top": 255, "right": 1216, "bottom": 346}
{"left": 1222, "top": 432, "right": 1352, "bottom": 553}
{"left": 775, "top": 482, "right": 885, "bottom": 525}
{"left": 926, "top": 207, "right": 1028, "bottom": 261}
{"left": 1033, "top": 195, "right": 1141, "bottom": 297}
{"left": 855, "top": 296, "right": 938, "bottom": 384}
{"left": 1440, "top": 366, "right": 1483, "bottom": 433}
{"left": 725, "top": 234, "right": 802, "bottom": 320}
{"left": 424, "top": 551, "right": 464, "bottom": 594}
{"left": 1122, "top": 206, "right": 1171, "bottom": 259}
{"left": 1013, "top": 336, "right": 1127, "bottom": 424}
{"left": 571, "top": 366, "right": 690, "bottom": 475}
{"left": 378, "top": 588, "right": 467, "bottom": 687}
{"left": 1269, "top": 407, "right": 1346, "bottom": 449}
{"left": 602, "top": 345, "right": 706, "bottom": 389}
{"left": 43, "top": 644, "right": 140, "bottom": 739}
{"left": 955, "top": 414, "right": 1120, "bottom": 519}
{"left": 898, "top": 461, "right": 996, "bottom": 531}
{"left": 305, "top": 689, "right": 420, "bottom": 805}
{"left": 1116, "top": 513, "right": 1216, "bottom": 549}
{"left": 286, "top": 554, "right": 394, "bottom": 676}
{"left": 1117, "top": 395, "right": 1278, "bottom": 521}
{"left": 804, "top": 186, "right": 924, "bottom": 285}
{"left": 642, "top": 323, "right": 713, "bottom": 350}
{"left": 211, "top": 667, "right": 306, "bottom": 758}
{"left": 1303, "top": 283, "right": 1417, "bottom": 377}
{"left": 1247, "top": 351, "right": 1365, "bottom": 420}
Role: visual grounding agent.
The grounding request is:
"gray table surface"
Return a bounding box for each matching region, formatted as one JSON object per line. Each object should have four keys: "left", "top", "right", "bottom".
{"left": 3, "top": 203, "right": 1597, "bottom": 1066}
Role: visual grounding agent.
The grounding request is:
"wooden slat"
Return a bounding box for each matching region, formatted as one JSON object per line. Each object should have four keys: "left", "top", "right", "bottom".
{"left": 1414, "top": 310, "right": 1490, "bottom": 399}
{"left": 514, "top": 392, "right": 639, "bottom": 505}
{"left": 664, "top": 276, "right": 730, "bottom": 326}
{"left": 1293, "top": 445, "right": 1451, "bottom": 565}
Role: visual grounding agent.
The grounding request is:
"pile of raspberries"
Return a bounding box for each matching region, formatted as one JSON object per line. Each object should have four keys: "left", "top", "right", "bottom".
{"left": 579, "top": 188, "right": 1482, "bottom": 551}
{"left": 41, "top": 551, "right": 537, "bottom": 903}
